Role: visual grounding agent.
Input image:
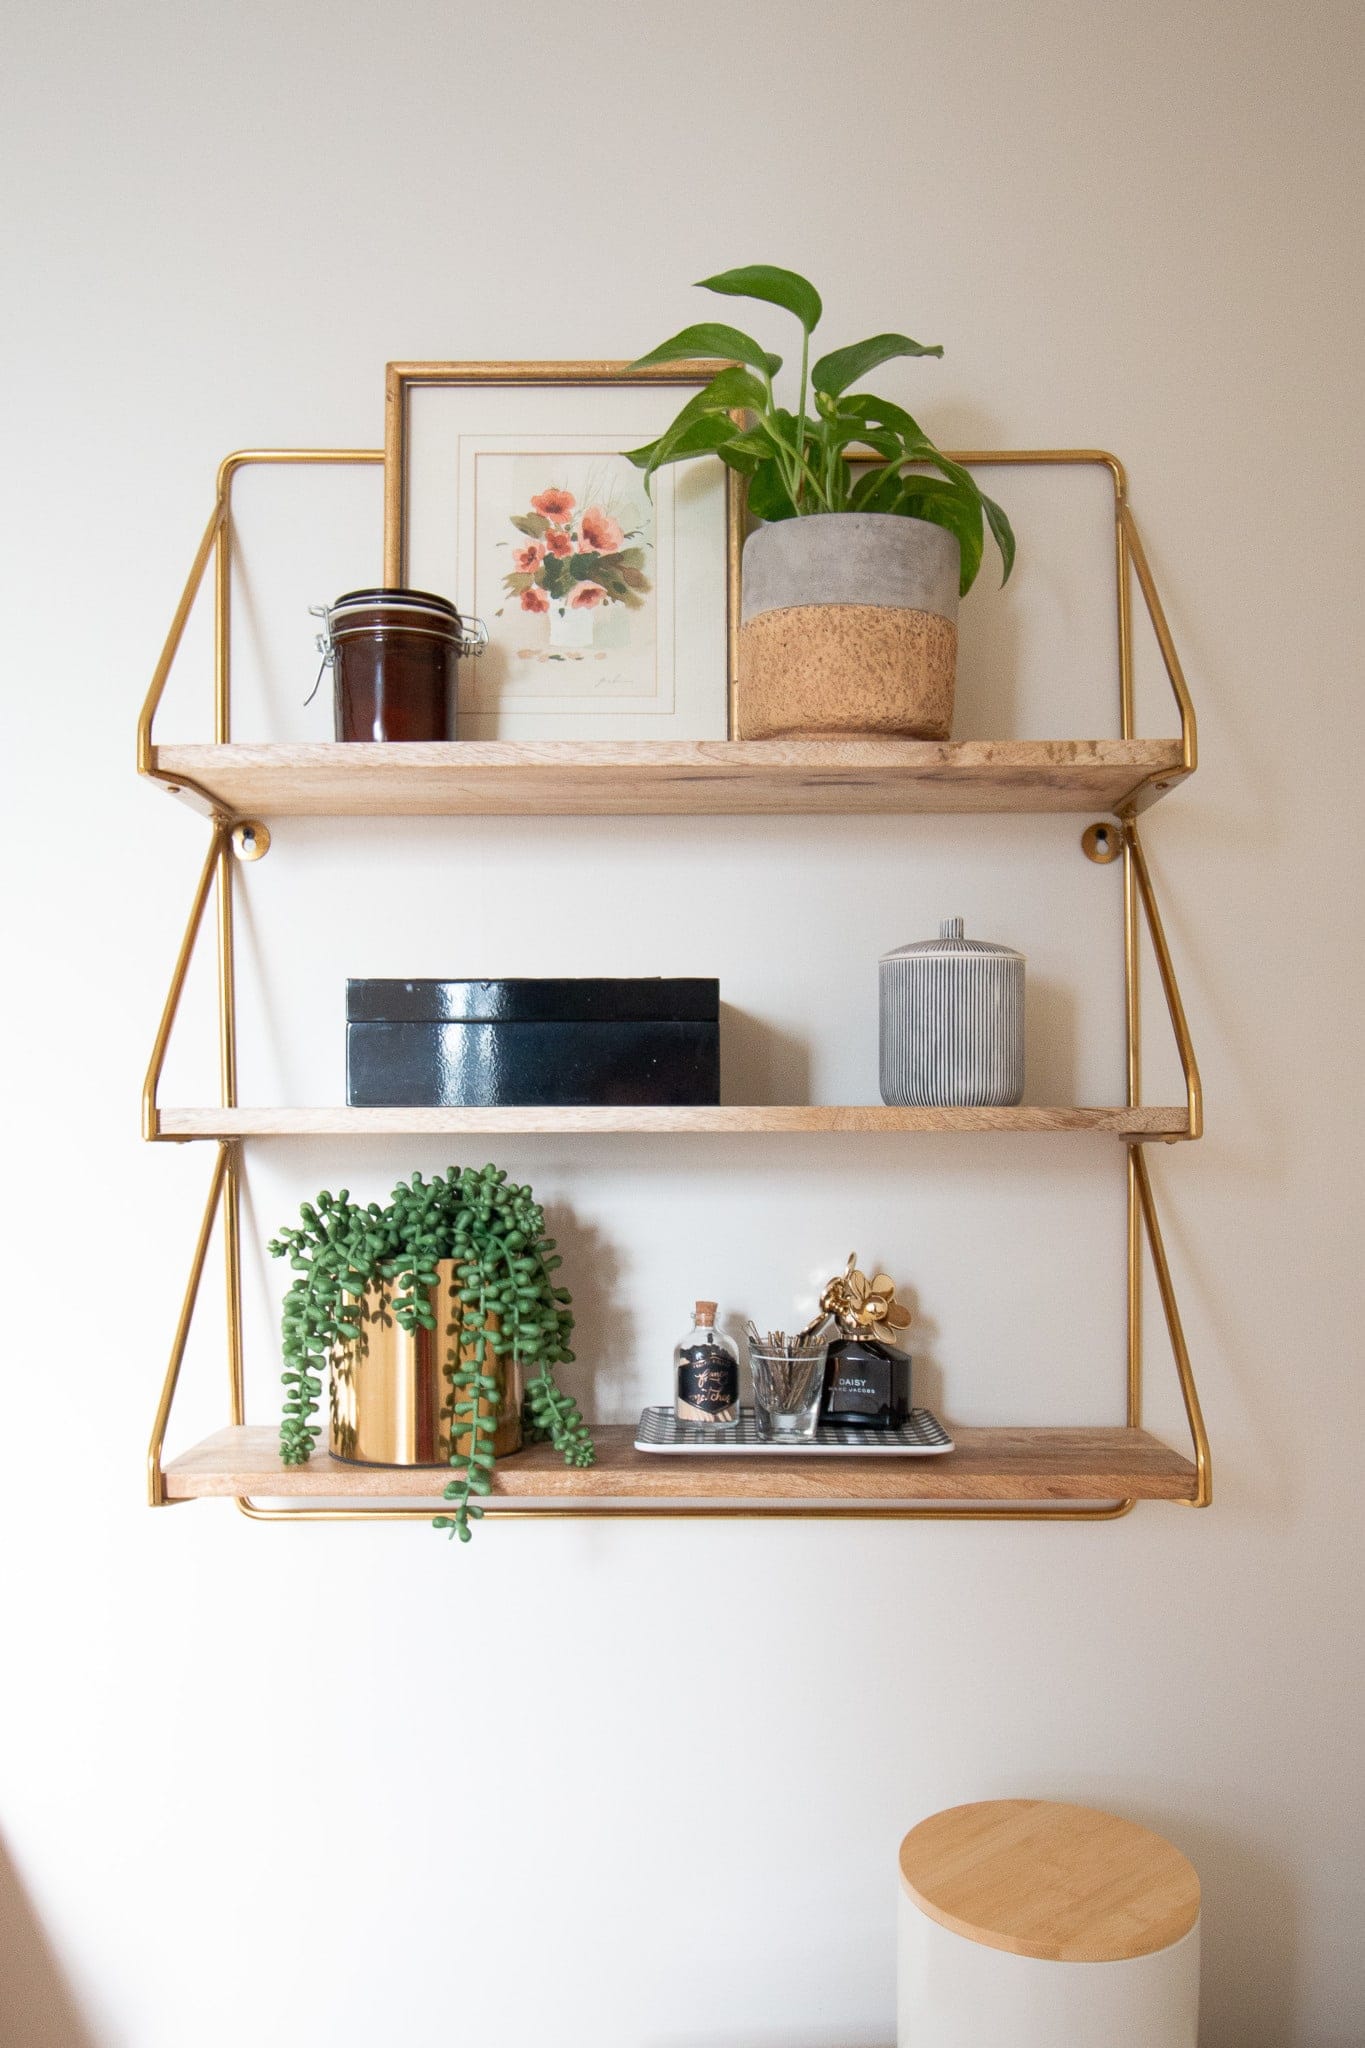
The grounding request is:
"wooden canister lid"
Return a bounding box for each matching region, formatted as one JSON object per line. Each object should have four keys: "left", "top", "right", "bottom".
{"left": 898, "top": 1800, "right": 1200, "bottom": 1962}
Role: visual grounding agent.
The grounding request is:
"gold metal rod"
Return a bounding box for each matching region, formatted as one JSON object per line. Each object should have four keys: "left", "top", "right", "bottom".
{"left": 215, "top": 447, "right": 383, "bottom": 594}
{"left": 1124, "top": 836, "right": 1143, "bottom": 1418}
{"left": 214, "top": 494, "right": 231, "bottom": 745}
{"left": 136, "top": 499, "right": 227, "bottom": 773}
{"left": 1131, "top": 1147, "right": 1211, "bottom": 1506}
{"left": 215, "top": 839, "right": 237, "bottom": 1109}
{"left": 142, "top": 821, "right": 230, "bottom": 1140}
{"left": 1124, "top": 840, "right": 1141, "bottom": 1109}
{"left": 217, "top": 447, "right": 383, "bottom": 485}
{"left": 1127, "top": 1148, "right": 1142, "bottom": 1428}
{"left": 383, "top": 371, "right": 406, "bottom": 585}
{"left": 224, "top": 1145, "right": 245, "bottom": 1427}
{"left": 148, "top": 1143, "right": 231, "bottom": 1504}
{"left": 1125, "top": 822, "right": 1204, "bottom": 1141}
{"left": 942, "top": 449, "right": 1128, "bottom": 491}
{"left": 233, "top": 1498, "right": 1136, "bottom": 1524}
{"left": 1119, "top": 504, "right": 1198, "bottom": 773}
{"left": 1115, "top": 475, "right": 1134, "bottom": 743}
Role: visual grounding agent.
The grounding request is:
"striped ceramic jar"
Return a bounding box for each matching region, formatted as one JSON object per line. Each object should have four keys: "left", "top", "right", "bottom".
{"left": 879, "top": 918, "right": 1025, "bottom": 1108}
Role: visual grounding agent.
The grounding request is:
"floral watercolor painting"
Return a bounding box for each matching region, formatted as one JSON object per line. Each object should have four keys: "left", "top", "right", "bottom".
{"left": 470, "top": 453, "right": 663, "bottom": 701}
{"left": 500, "top": 486, "right": 653, "bottom": 633}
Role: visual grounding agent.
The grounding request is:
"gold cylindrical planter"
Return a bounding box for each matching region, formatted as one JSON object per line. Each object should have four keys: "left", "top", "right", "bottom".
{"left": 328, "top": 1260, "right": 523, "bottom": 1466}
{"left": 736, "top": 513, "right": 961, "bottom": 740}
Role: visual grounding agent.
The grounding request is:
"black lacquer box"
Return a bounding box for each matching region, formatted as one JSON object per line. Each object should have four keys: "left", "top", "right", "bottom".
{"left": 346, "top": 979, "right": 720, "bottom": 1108}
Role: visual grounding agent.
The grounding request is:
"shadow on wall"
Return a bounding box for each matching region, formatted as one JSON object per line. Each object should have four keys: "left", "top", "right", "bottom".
{"left": 1023, "top": 976, "right": 1076, "bottom": 1104}
{"left": 1149, "top": 1812, "right": 1298, "bottom": 2048}
{"left": 721, "top": 1004, "right": 812, "bottom": 1107}
{"left": 0, "top": 1832, "right": 97, "bottom": 2048}
{"left": 543, "top": 1202, "right": 627, "bottom": 1422}
{"left": 649, "top": 2038, "right": 892, "bottom": 2048}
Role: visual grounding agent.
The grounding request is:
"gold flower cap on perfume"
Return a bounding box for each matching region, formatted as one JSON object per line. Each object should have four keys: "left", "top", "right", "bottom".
{"left": 819, "top": 1252, "right": 913, "bottom": 1338}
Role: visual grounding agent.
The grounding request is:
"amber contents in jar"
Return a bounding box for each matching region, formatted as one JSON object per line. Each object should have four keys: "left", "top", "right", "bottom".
{"left": 325, "top": 588, "right": 471, "bottom": 742}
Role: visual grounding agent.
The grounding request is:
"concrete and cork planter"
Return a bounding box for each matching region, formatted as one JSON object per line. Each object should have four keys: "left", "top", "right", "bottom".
{"left": 737, "top": 512, "right": 961, "bottom": 740}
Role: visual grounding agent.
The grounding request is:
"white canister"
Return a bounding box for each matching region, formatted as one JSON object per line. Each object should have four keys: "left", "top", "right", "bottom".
{"left": 880, "top": 917, "right": 1024, "bottom": 1107}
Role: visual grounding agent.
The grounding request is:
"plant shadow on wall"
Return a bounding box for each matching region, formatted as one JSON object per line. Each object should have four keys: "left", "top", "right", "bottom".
{"left": 945, "top": 462, "right": 1024, "bottom": 741}
{"left": 0, "top": 1832, "right": 97, "bottom": 2048}
{"left": 537, "top": 1201, "right": 627, "bottom": 1420}
{"left": 270, "top": 1165, "right": 595, "bottom": 1544}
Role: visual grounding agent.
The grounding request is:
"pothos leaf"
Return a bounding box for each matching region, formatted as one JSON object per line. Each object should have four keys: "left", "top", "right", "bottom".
{"left": 895, "top": 477, "right": 983, "bottom": 595}
{"left": 811, "top": 332, "right": 943, "bottom": 398}
{"left": 747, "top": 456, "right": 798, "bottom": 522}
{"left": 625, "top": 322, "right": 781, "bottom": 379}
{"left": 697, "top": 263, "right": 823, "bottom": 334}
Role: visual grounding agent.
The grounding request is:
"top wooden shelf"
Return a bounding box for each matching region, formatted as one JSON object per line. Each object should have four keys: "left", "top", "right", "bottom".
{"left": 149, "top": 739, "right": 1187, "bottom": 820}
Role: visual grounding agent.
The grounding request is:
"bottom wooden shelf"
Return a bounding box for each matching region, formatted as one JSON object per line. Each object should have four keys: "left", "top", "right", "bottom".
{"left": 163, "top": 1424, "right": 1199, "bottom": 1507}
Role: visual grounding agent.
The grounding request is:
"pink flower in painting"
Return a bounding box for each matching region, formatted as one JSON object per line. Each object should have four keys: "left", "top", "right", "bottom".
{"left": 519, "top": 585, "right": 550, "bottom": 613}
{"left": 579, "top": 506, "right": 624, "bottom": 553}
{"left": 512, "top": 541, "right": 545, "bottom": 572}
{"left": 544, "top": 528, "right": 575, "bottom": 560}
{"left": 531, "top": 488, "right": 576, "bottom": 525}
{"left": 568, "top": 582, "right": 608, "bottom": 610}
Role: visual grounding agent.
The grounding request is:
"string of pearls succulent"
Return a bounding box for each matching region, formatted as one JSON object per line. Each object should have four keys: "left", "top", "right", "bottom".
{"left": 269, "top": 1164, "right": 594, "bottom": 1543}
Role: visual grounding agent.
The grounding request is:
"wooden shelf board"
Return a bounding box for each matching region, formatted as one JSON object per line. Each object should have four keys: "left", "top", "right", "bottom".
{"left": 158, "top": 1105, "right": 1188, "bottom": 1139}
{"left": 164, "top": 1424, "right": 1199, "bottom": 1504}
{"left": 149, "top": 738, "right": 1187, "bottom": 819}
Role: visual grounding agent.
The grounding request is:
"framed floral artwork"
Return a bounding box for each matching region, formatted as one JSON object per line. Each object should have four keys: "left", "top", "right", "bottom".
{"left": 383, "top": 362, "right": 741, "bottom": 739}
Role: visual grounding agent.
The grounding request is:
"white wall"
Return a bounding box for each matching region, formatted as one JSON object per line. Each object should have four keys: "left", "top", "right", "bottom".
{"left": 3, "top": 3, "right": 1363, "bottom": 2043}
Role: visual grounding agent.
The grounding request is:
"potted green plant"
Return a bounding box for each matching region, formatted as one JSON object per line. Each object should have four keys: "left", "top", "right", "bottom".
{"left": 270, "top": 1164, "right": 594, "bottom": 1543}
{"left": 626, "top": 264, "right": 1015, "bottom": 740}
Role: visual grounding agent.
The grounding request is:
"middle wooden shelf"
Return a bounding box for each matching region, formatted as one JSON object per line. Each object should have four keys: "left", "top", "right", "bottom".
{"left": 157, "top": 1105, "right": 1189, "bottom": 1138}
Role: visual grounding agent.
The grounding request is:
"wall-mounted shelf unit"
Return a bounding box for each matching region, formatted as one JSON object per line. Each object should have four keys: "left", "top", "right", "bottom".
{"left": 139, "top": 444, "right": 1208, "bottom": 1525}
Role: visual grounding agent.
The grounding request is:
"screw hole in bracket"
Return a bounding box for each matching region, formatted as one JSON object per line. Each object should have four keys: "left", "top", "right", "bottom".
{"left": 1082, "top": 820, "right": 1123, "bottom": 864}
{"left": 231, "top": 820, "right": 271, "bottom": 862}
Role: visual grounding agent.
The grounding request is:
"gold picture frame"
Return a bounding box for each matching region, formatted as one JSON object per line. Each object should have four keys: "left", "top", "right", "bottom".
{"left": 383, "top": 360, "right": 743, "bottom": 738}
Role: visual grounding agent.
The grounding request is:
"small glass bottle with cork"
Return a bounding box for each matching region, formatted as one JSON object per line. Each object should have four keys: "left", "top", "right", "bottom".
{"left": 673, "top": 1301, "right": 740, "bottom": 1427}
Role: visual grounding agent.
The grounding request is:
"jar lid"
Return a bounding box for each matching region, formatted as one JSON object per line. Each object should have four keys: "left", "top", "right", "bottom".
{"left": 329, "top": 587, "right": 462, "bottom": 622}
{"left": 881, "top": 916, "right": 1023, "bottom": 961}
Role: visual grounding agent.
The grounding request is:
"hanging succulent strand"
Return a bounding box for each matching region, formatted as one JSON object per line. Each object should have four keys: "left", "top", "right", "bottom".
{"left": 269, "top": 1164, "right": 593, "bottom": 1543}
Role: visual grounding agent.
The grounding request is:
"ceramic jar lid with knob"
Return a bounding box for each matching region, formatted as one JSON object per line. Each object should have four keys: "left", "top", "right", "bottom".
{"left": 879, "top": 917, "right": 1025, "bottom": 1109}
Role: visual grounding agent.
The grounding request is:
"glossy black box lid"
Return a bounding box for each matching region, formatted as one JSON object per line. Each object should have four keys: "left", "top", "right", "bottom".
{"left": 346, "top": 977, "right": 719, "bottom": 1024}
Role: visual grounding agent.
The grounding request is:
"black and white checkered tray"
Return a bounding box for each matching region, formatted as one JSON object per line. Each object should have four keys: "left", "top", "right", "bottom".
{"left": 634, "top": 1405, "right": 953, "bottom": 1455}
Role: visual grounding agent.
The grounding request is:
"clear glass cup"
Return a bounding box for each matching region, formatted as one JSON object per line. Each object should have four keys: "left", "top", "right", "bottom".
{"left": 748, "top": 1346, "right": 826, "bottom": 1442}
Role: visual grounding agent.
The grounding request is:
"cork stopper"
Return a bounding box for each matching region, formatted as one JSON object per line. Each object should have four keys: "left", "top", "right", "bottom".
{"left": 694, "top": 1300, "right": 718, "bottom": 1323}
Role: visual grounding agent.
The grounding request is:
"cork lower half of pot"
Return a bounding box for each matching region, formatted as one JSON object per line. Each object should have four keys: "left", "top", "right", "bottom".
{"left": 737, "top": 602, "right": 957, "bottom": 740}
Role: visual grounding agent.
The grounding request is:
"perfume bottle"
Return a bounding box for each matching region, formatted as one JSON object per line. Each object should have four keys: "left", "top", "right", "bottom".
{"left": 815, "top": 1254, "right": 914, "bottom": 1430}
{"left": 674, "top": 1301, "right": 740, "bottom": 1426}
{"left": 819, "top": 1334, "right": 912, "bottom": 1428}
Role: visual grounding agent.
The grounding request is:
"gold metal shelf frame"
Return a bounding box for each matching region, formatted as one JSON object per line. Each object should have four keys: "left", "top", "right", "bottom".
{"left": 138, "top": 442, "right": 1208, "bottom": 1524}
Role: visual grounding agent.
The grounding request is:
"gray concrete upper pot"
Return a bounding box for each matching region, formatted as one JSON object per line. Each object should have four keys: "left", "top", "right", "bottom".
{"left": 737, "top": 512, "right": 961, "bottom": 740}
